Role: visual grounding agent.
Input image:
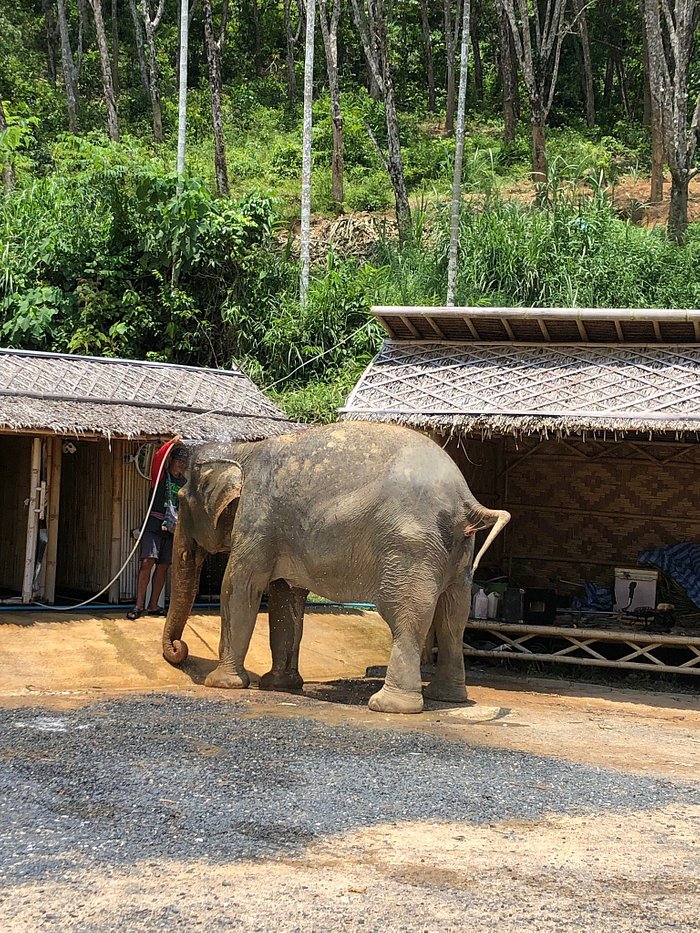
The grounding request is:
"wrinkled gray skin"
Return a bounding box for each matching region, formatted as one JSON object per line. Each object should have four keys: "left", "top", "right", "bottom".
{"left": 163, "top": 422, "right": 510, "bottom": 714}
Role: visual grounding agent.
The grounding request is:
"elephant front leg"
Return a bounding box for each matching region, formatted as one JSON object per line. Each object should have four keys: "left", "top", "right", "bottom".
{"left": 204, "top": 556, "right": 266, "bottom": 690}
{"left": 423, "top": 581, "right": 471, "bottom": 704}
{"left": 259, "top": 579, "right": 307, "bottom": 692}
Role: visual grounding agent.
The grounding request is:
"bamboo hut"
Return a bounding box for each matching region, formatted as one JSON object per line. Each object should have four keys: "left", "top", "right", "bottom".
{"left": 341, "top": 306, "right": 700, "bottom": 676}
{"left": 0, "top": 348, "right": 292, "bottom": 605}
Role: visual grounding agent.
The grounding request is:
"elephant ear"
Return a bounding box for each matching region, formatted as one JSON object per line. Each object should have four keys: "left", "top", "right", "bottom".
{"left": 198, "top": 459, "right": 244, "bottom": 528}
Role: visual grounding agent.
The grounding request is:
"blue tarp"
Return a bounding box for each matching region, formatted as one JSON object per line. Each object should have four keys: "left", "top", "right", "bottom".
{"left": 571, "top": 582, "right": 614, "bottom": 613}
{"left": 639, "top": 543, "right": 700, "bottom": 609}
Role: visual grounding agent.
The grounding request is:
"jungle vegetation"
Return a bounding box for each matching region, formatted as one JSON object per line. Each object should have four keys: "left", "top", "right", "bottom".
{"left": 1, "top": 0, "right": 699, "bottom": 421}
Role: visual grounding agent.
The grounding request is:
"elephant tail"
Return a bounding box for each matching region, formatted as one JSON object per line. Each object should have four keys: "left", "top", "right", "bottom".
{"left": 463, "top": 503, "right": 511, "bottom": 575}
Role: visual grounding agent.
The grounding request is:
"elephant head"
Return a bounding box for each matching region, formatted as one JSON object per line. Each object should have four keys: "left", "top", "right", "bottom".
{"left": 162, "top": 453, "right": 244, "bottom": 665}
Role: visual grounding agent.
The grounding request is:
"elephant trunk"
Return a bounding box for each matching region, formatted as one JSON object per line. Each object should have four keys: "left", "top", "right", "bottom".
{"left": 463, "top": 498, "right": 511, "bottom": 576}
{"left": 162, "top": 525, "right": 206, "bottom": 666}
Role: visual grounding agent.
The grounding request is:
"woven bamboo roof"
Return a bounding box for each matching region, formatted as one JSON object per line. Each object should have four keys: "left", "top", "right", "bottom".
{"left": 340, "top": 340, "right": 700, "bottom": 437}
{"left": 0, "top": 349, "right": 293, "bottom": 441}
{"left": 374, "top": 306, "right": 700, "bottom": 344}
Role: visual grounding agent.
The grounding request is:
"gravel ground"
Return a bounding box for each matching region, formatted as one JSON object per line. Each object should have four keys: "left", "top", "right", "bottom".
{"left": 1, "top": 692, "right": 699, "bottom": 931}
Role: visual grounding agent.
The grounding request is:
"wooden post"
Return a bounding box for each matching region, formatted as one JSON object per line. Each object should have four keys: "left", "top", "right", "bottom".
{"left": 22, "top": 438, "right": 42, "bottom": 604}
{"left": 109, "top": 439, "right": 124, "bottom": 604}
{"left": 44, "top": 435, "right": 63, "bottom": 604}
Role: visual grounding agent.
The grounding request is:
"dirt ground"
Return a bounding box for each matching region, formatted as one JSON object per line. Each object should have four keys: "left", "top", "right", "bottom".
{"left": 0, "top": 608, "right": 699, "bottom": 931}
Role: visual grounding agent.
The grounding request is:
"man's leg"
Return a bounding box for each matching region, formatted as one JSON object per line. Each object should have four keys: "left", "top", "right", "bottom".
{"left": 134, "top": 558, "right": 157, "bottom": 611}
{"left": 148, "top": 562, "right": 170, "bottom": 611}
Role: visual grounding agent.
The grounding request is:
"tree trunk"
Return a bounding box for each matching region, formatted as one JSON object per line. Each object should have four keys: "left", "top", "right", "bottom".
{"left": 668, "top": 174, "right": 689, "bottom": 245}
{"left": 252, "top": 0, "right": 262, "bottom": 71}
{"left": 41, "top": 0, "right": 58, "bottom": 83}
{"left": 470, "top": 0, "right": 483, "bottom": 102}
{"left": 89, "top": 0, "right": 120, "bottom": 140}
{"left": 444, "top": 0, "right": 460, "bottom": 135}
{"left": 573, "top": 0, "right": 594, "bottom": 128}
{"left": 446, "top": 0, "right": 471, "bottom": 305}
{"left": 615, "top": 51, "right": 631, "bottom": 119}
{"left": 283, "top": 0, "right": 298, "bottom": 102}
{"left": 299, "top": 0, "right": 316, "bottom": 304}
{"left": 419, "top": 0, "right": 436, "bottom": 111}
{"left": 111, "top": 0, "right": 120, "bottom": 97}
{"left": 56, "top": 0, "right": 80, "bottom": 133}
{"left": 531, "top": 112, "right": 547, "bottom": 191}
{"left": 142, "top": 0, "right": 165, "bottom": 143}
{"left": 319, "top": 0, "right": 344, "bottom": 211}
{"left": 375, "top": 1, "right": 410, "bottom": 239}
{"left": 498, "top": 3, "right": 517, "bottom": 143}
{"left": 603, "top": 47, "right": 614, "bottom": 104}
{"left": 202, "top": 0, "right": 229, "bottom": 195}
{"left": 0, "top": 101, "right": 16, "bottom": 193}
{"left": 650, "top": 101, "right": 664, "bottom": 204}
{"left": 128, "top": 0, "right": 151, "bottom": 95}
{"left": 641, "top": 0, "right": 651, "bottom": 126}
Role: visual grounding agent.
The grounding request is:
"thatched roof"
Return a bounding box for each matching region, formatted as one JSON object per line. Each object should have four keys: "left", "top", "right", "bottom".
{"left": 0, "top": 349, "right": 293, "bottom": 441}
{"left": 340, "top": 339, "right": 700, "bottom": 438}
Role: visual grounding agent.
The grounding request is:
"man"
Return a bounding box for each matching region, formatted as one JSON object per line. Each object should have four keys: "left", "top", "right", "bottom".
{"left": 126, "top": 436, "right": 188, "bottom": 620}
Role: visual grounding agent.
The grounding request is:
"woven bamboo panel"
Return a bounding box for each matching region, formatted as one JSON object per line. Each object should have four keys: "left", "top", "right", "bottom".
{"left": 503, "top": 438, "right": 699, "bottom": 587}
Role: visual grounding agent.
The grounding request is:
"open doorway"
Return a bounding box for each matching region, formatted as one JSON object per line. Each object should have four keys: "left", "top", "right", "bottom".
{"left": 55, "top": 439, "right": 113, "bottom": 600}
{"left": 0, "top": 435, "right": 33, "bottom": 600}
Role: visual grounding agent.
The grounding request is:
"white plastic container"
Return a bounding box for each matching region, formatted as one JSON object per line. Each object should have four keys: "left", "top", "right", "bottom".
{"left": 486, "top": 591, "right": 501, "bottom": 620}
{"left": 614, "top": 568, "right": 658, "bottom": 612}
{"left": 472, "top": 588, "right": 489, "bottom": 619}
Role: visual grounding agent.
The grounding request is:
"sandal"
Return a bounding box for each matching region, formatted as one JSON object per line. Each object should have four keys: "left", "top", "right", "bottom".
{"left": 126, "top": 607, "right": 144, "bottom": 620}
{"left": 147, "top": 607, "right": 165, "bottom": 616}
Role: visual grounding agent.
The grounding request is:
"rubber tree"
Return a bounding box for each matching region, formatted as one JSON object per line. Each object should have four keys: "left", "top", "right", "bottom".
{"left": 446, "top": 0, "right": 471, "bottom": 305}
{"left": 56, "top": 0, "right": 80, "bottom": 132}
{"left": 300, "top": 0, "right": 316, "bottom": 304}
{"left": 89, "top": 0, "right": 120, "bottom": 140}
{"left": 41, "top": 0, "right": 58, "bottom": 83}
{"left": 572, "top": 0, "right": 594, "bottom": 127}
{"left": 202, "top": 0, "right": 230, "bottom": 196}
{"left": 497, "top": 0, "right": 519, "bottom": 143}
{"left": 351, "top": 0, "right": 412, "bottom": 241}
{"left": 0, "top": 101, "right": 17, "bottom": 193}
{"left": 284, "top": 0, "right": 304, "bottom": 102}
{"left": 141, "top": 0, "right": 165, "bottom": 143}
{"left": 111, "top": 0, "right": 119, "bottom": 97}
{"left": 643, "top": 0, "right": 699, "bottom": 242}
{"left": 640, "top": 0, "right": 664, "bottom": 203}
{"left": 319, "top": 0, "right": 344, "bottom": 210}
{"left": 444, "top": 0, "right": 463, "bottom": 134}
{"left": 419, "top": 0, "right": 436, "bottom": 111}
{"left": 498, "top": 0, "right": 569, "bottom": 193}
{"left": 127, "top": 0, "right": 151, "bottom": 97}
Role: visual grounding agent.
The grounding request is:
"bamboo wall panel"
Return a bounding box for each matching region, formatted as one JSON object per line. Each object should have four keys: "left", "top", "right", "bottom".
{"left": 0, "top": 436, "right": 32, "bottom": 593}
{"left": 119, "top": 442, "right": 152, "bottom": 602}
{"left": 56, "top": 440, "right": 113, "bottom": 594}
{"left": 502, "top": 438, "right": 699, "bottom": 587}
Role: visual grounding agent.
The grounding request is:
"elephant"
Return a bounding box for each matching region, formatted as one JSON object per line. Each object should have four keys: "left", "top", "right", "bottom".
{"left": 162, "top": 421, "right": 510, "bottom": 714}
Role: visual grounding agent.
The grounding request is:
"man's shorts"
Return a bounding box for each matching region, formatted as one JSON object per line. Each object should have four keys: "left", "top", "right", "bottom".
{"left": 139, "top": 516, "right": 175, "bottom": 564}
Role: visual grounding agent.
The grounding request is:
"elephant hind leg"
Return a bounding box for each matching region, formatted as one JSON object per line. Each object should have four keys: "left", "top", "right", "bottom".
{"left": 369, "top": 590, "right": 439, "bottom": 715}
{"left": 260, "top": 579, "right": 307, "bottom": 692}
{"left": 423, "top": 580, "right": 471, "bottom": 704}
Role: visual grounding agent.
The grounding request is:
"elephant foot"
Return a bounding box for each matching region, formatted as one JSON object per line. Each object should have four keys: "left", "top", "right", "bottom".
{"left": 368, "top": 684, "right": 423, "bottom": 715}
{"left": 259, "top": 669, "right": 304, "bottom": 692}
{"left": 423, "top": 682, "right": 469, "bottom": 704}
{"left": 204, "top": 665, "right": 250, "bottom": 690}
{"left": 163, "top": 639, "right": 189, "bottom": 665}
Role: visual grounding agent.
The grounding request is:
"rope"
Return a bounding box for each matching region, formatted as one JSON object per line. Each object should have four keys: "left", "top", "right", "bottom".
{"left": 31, "top": 444, "right": 172, "bottom": 612}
